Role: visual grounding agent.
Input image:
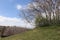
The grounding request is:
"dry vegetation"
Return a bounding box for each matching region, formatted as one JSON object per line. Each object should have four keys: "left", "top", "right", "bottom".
{"left": 0, "top": 26, "right": 28, "bottom": 37}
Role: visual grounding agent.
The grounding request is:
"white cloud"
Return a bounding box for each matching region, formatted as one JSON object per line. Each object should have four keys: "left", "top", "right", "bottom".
{"left": 16, "top": 4, "right": 28, "bottom": 10}
{"left": 16, "top": 4, "right": 22, "bottom": 10}
{"left": 0, "top": 16, "right": 35, "bottom": 29}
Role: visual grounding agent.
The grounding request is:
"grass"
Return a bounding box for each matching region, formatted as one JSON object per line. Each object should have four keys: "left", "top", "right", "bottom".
{"left": 0, "top": 26, "right": 60, "bottom": 40}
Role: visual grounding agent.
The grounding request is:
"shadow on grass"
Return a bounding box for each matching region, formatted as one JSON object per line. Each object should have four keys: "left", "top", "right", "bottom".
{"left": 36, "top": 25, "right": 60, "bottom": 30}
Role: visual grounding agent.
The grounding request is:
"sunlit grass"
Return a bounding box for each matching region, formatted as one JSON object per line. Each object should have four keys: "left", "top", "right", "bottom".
{"left": 0, "top": 26, "right": 60, "bottom": 40}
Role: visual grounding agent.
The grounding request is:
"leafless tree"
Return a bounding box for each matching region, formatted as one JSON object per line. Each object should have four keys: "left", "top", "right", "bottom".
{"left": 21, "top": 0, "right": 60, "bottom": 26}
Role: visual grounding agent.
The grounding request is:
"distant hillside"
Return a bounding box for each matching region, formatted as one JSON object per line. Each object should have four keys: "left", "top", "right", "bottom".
{"left": 0, "top": 26, "right": 60, "bottom": 40}
{"left": 0, "top": 26, "right": 28, "bottom": 37}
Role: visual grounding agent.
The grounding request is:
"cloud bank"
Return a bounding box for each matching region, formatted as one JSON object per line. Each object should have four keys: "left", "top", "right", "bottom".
{"left": 0, "top": 16, "right": 35, "bottom": 29}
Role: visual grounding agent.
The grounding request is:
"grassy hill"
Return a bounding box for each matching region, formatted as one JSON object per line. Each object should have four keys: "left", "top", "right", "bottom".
{"left": 0, "top": 26, "right": 60, "bottom": 40}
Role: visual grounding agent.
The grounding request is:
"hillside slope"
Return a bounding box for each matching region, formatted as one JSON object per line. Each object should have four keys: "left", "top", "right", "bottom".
{"left": 0, "top": 26, "right": 60, "bottom": 40}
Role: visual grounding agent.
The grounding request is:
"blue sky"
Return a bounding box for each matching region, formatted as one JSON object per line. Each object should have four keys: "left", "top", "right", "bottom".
{"left": 0, "top": 0, "right": 31, "bottom": 18}
{"left": 0, "top": 0, "right": 35, "bottom": 29}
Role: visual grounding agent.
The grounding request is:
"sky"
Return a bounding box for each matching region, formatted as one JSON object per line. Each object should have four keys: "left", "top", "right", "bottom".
{"left": 0, "top": 0, "right": 31, "bottom": 17}
{"left": 0, "top": 0, "right": 35, "bottom": 29}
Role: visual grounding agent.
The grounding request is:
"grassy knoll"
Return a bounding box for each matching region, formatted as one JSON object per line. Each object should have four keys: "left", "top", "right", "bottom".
{"left": 0, "top": 26, "right": 60, "bottom": 40}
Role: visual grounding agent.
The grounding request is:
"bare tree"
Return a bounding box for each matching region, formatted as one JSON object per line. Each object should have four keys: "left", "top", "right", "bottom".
{"left": 20, "top": 0, "right": 60, "bottom": 27}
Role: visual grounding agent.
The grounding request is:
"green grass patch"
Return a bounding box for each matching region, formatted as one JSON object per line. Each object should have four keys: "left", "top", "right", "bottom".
{"left": 0, "top": 26, "right": 60, "bottom": 40}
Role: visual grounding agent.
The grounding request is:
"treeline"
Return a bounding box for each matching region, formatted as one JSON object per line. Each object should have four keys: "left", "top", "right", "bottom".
{"left": 0, "top": 26, "right": 27, "bottom": 37}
